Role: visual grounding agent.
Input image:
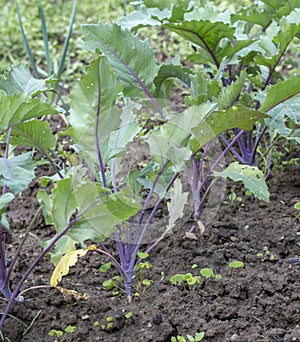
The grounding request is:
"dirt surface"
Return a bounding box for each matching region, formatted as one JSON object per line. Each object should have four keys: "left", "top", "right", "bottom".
{"left": 1, "top": 156, "right": 299, "bottom": 342}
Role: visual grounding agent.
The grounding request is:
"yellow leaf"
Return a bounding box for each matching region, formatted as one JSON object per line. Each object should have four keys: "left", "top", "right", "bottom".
{"left": 87, "top": 244, "right": 97, "bottom": 251}
{"left": 50, "top": 249, "right": 89, "bottom": 287}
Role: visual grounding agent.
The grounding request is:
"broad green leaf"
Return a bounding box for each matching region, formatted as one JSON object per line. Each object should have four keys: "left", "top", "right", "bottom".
{"left": 265, "top": 95, "right": 300, "bottom": 142}
{"left": 50, "top": 249, "right": 89, "bottom": 286}
{"left": 192, "top": 106, "right": 269, "bottom": 148}
{"left": 104, "top": 101, "right": 142, "bottom": 165}
{"left": 200, "top": 268, "right": 215, "bottom": 279}
{"left": 255, "top": 19, "right": 300, "bottom": 72}
{"left": 154, "top": 64, "right": 191, "bottom": 97}
{"left": 9, "top": 120, "right": 56, "bottom": 150}
{"left": 166, "top": 178, "right": 188, "bottom": 231}
{"left": 81, "top": 23, "right": 159, "bottom": 96}
{"left": 216, "top": 71, "right": 247, "bottom": 110}
{"left": 69, "top": 56, "right": 122, "bottom": 169}
{"left": 70, "top": 185, "right": 142, "bottom": 245}
{"left": 0, "top": 64, "right": 46, "bottom": 95}
{"left": 50, "top": 176, "right": 77, "bottom": 233}
{"left": 148, "top": 103, "right": 216, "bottom": 165}
{"left": 164, "top": 20, "right": 235, "bottom": 66}
{"left": 118, "top": 9, "right": 162, "bottom": 31}
{"left": 0, "top": 91, "right": 59, "bottom": 132}
{"left": 231, "top": 6, "right": 274, "bottom": 27}
{"left": 214, "top": 162, "right": 269, "bottom": 202}
{"left": 228, "top": 260, "right": 244, "bottom": 268}
{"left": 259, "top": 75, "right": 300, "bottom": 112}
{"left": 0, "top": 152, "right": 35, "bottom": 194}
{"left": 185, "top": 4, "right": 230, "bottom": 23}
{"left": 37, "top": 189, "right": 55, "bottom": 226}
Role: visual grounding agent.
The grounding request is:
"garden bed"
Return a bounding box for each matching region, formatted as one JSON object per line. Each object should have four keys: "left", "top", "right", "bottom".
{"left": 1, "top": 160, "right": 299, "bottom": 342}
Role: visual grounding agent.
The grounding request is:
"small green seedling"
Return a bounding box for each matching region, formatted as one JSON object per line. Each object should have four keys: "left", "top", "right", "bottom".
{"left": 125, "top": 311, "right": 133, "bottom": 320}
{"left": 200, "top": 268, "right": 222, "bottom": 280}
{"left": 228, "top": 260, "right": 244, "bottom": 278}
{"left": 102, "top": 276, "right": 123, "bottom": 291}
{"left": 134, "top": 252, "right": 153, "bottom": 294}
{"left": 48, "top": 325, "right": 76, "bottom": 341}
{"left": 171, "top": 332, "right": 205, "bottom": 342}
{"left": 101, "top": 316, "right": 114, "bottom": 331}
{"left": 256, "top": 247, "right": 276, "bottom": 262}
{"left": 294, "top": 202, "right": 300, "bottom": 218}
{"left": 170, "top": 273, "right": 200, "bottom": 291}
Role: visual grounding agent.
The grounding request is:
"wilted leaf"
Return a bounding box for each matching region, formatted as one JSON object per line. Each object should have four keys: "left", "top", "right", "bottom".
{"left": 50, "top": 249, "right": 89, "bottom": 286}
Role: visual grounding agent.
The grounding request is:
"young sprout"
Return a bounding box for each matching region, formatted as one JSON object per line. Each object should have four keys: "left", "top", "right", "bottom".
{"left": 228, "top": 260, "right": 244, "bottom": 278}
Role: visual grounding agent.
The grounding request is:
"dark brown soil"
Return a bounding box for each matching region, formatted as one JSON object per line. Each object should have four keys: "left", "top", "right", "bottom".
{"left": 1, "top": 158, "right": 299, "bottom": 342}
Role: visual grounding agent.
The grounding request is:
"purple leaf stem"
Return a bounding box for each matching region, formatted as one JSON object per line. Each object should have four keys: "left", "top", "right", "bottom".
{"left": 199, "top": 130, "right": 245, "bottom": 192}
{"left": 95, "top": 65, "right": 107, "bottom": 188}
{"left": 0, "top": 229, "right": 12, "bottom": 300}
{"left": 99, "top": 41, "right": 164, "bottom": 119}
{"left": 220, "top": 134, "right": 243, "bottom": 162}
{"left": 133, "top": 159, "right": 171, "bottom": 245}
{"left": 133, "top": 172, "right": 179, "bottom": 264}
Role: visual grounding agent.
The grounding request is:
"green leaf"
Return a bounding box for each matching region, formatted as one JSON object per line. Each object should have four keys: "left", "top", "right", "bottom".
{"left": 148, "top": 103, "right": 216, "bottom": 164}
{"left": 259, "top": 75, "right": 300, "bottom": 112}
{"left": 265, "top": 95, "right": 300, "bottom": 142}
{"left": 154, "top": 64, "right": 191, "bottom": 97}
{"left": 0, "top": 91, "right": 59, "bottom": 132}
{"left": 0, "top": 193, "right": 14, "bottom": 210}
{"left": 185, "top": 3, "right": 230, "bottom": 23}
{"left": 228, "top": 260, "right": 244, "bottom": 269}
{"left": 255, "top": 19, "right": 300, "bottom": 72}
{"left": 70, "top": 185, "right": 142, "bottom": 245}
{"left": 0, "top": 64, "right": 47, "bottom": 95}
{"left": 69, "top": 56, "right": 122, "bottom": 169}
{"left": 118, "top": 9, "right": 162, "bottom": 31}
{"left": 81, "top": 23, "right": 159, "bottom": 96}
{"left": 214, "top": 162, "right": 269, "bottom": 202}
{"left": 104, "top": 101, "right": 142, "bottom": 165}
{"left": 164, "top": 20, "right": 235, "bottom": 66}
{"left": 216, "top": 71, "right": 247, "bottom": 110}
{"left": 185, "top": 73, "right": 220, "bottom": 106}
{"left": 9, "top": 120, "right": 56, "bottom": 150}
{"left": 0, "top": 152, "right": 35, "bottom": 194}
{"left": 0, "top": 193, "right": 15, "bottom": 230}
{"left": 200, "top": 268, "right": 215, "bottom": 279}
{"left": 191, "top": 105, "right": 269, "bottom": 149}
